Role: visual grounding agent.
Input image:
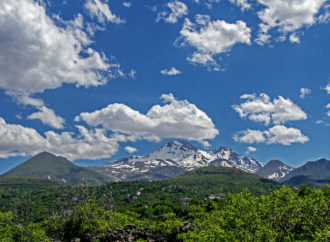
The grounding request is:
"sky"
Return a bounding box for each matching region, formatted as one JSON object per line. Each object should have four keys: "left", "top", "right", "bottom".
{"left": 0, "top": 0, "right": 330, "bottom": 173}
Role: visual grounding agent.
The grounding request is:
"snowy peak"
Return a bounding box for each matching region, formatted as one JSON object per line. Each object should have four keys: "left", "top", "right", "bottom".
{"left": 209, "top": 147, "right": 264, "bottom": 173}
{"left": 93, "top": 141, "right": 265, "bottom": 181}
{"left": 256, "top": 160, "right": 293, "bottom": 181}
{"left": 147, "top": 140, "right": 198, "bottom": 162}
{"left": 211, "top": 147, "right": 233, "bottom": 160}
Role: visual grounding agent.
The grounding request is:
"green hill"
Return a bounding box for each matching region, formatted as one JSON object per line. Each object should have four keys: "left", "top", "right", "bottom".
{"left": 168, "top": 166, "right": 281, "bottom": 195}
{"left": 283, "top": 175, "right": 330, "bottom": 188}
{"left": 107, "top": 166, "right": 282, "bottom": 206}
{"left": 0, "top": 152, "right": 111, "bottom": 185}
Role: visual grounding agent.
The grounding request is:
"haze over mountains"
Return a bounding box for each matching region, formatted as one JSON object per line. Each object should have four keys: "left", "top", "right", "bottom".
{"left": 1, "top": 140, "right": 329, "bottom": 186}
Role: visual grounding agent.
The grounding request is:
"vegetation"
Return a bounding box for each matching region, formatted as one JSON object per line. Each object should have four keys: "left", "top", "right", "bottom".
{"left": 0, "top": 167, "right": 329, "bottom": 241}
{"left": 283, "top": 175, "right": 330, "bottom": 188}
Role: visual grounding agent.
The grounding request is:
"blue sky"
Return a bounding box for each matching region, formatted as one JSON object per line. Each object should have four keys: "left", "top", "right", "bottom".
{"left": 0, "top": 0, "right": 329, "bottom": 173}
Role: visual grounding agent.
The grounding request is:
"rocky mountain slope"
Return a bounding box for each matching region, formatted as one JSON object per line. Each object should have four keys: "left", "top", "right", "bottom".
{"left": 256, "top": 160, "right": 294, "bottom": 181}
{"left": 281, "top": 158, "right": 330, "bottom": 182}
{"left": 90, "top": 140, "right": 264, "bottom": 181}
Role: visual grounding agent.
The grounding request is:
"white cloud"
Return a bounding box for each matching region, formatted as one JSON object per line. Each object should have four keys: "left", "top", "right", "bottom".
{"left": 318, "top": 8, "right": 330, "bottom": 23}
{"left": 84, "top": 0, "right": 124, "bottom": 24}
{"left": 8, "top": 91, "right": 65, "bottom": 129}
{"left": 125, "top": 146, "right": 138, "bottom": 153}
{"left": 176, "top": 14, "right": 251, "bottom": 70}
{"left": 229, "top": 0, "right": 251, "bottom": 11}
{"left": 256, "top": 0, "right": 328, "bottom": 45}
{"left": 157, "top": 1, "right": 188, "bottom": 24}
{"left": 44, "top": 126, "right": 122, "bottom": 160}
{"left": 123, "top": 2, "right": 132, "bottom": 8}
{"left": 326, "top": 103, "right": 330, "bottom": 116}
{"left": 299, "top": 88, "right": 311, "bottom": 99}
{"left": 245, "top": 146, "right": 256, "bottom": 155}
{"left": 0, "top": 117, "right": 122, "bottom": 160}
{"left": 233, "top": 129, "right": 266, "bottom": 144}
{"left": 0, "top": 117, "right": 47, "bottom": 158}
{"left": 187, "top": 52, "right": 217, "bottom": 67}
{"left": 0, "top": 0, "right": 121, "bottom": 94}
{"left": 27, "top": 106, "right": 65, "bottom": 129}
{"left": 316, "top": 120, "right": 330, "bottom": 126}
{"left": 160, "top": 67, "right": 182, "bottom": 76}
{"left": 232, "top": 93, "right": 307, "bottom": 125}
{"left": 234, "top": 125, "right": 309, "bottom": 146}
{"left": 75, "top": 93, "right": 219, "bottom": 144}
{"left": 265, "top": 125, "right": 309, "bottom": 145}
{"left": 324, "top": 84, "right": 330, "bottom": 94}
{"left": 289, "top": 32, "right": 301, "bottom": 43}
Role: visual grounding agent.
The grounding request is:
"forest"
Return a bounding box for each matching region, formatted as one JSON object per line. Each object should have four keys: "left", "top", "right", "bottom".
{"left": 0, "top": 172, "right": 329, "bottom": 241}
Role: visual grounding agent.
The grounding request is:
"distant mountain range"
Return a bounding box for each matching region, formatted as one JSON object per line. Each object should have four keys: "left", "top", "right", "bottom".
{"left": 90, "top": 140, "right": 330, "bottom": 185}
{"left": 90, "top": 140, "right": 264, "bottom": 181}
{"left": 0, "top": 152, "right": 110, "bottom": 185}
{"left": 1, "top": 140, "right": 329, "bottom": 186}
{"left": 281, "top": 158, "right": 330, "bottom": 181}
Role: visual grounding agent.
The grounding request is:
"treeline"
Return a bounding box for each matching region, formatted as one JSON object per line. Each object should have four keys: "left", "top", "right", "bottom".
{"left": 0, "top": 185, "right": 329, "bottom": 241}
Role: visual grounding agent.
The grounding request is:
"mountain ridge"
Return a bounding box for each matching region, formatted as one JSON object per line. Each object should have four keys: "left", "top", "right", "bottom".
{"left": 280, "top": 158, "right": 330, "bottom": 182}
{"left": 256, "top": 160, "right": 294, "bottom": 181}
{"left": 1, "top": 151, "right": 111, "bottom": 185}
{"left": 90, "top": 140, "right": 265, "bottom": 181}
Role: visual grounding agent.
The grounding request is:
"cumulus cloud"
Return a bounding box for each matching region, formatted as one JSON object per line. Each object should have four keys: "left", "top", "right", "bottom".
{"left": 157, "top": 1, "right": 188, "bottom": 24}
{"left": 84, "top": 0, "right": 124, "bottom": 24}
{"left": 27, "top": 106, "right": 65, "bottom": 129}
{"left": 229, "top": 0, "right": 251, "bottom": 11}
{"left": 256, "top": 0, "right": 328, "bottom": 45}
{"left": 44, "top": 126, "right": 122, "bottom": 161}
{"left": 232, "top": 93, "right": 307, "bottom": 125}
{"left": 175, "top": 14, "right": 251, "bottom": 70}
{"left": 0, "top": 117, "right": 122, "bottom": 160}
{"left": 0, "top": 117, "right": 46, "bottom": 158}
{"left": 234, "top": 125, "right": 309, "bottom": 146}
{"left": 0, "top": 0, "right": 124, "bottom": 128}
{"left": 245, "top": 146, "right": 256, "bottom": 155}
{"left": 265, "top": 125, "right": 309, "bottom": 145}
{"left": 299, "top": 88, "right": 311, "bottom": 99}
{"left": 160, "top": 67, "right": 182, "bottom": 76}
{"left": 125, "top": 146, "right": 138, "bottom": 153}
{"left": 75, "top": 93, "right": 219, "bottom": 144}
{"left": 0, "top": 0, "right": 121, "bottom": 94}
{"left": 233, "top": 129, "right": 266, "bottom": 144}
{"left": 233, "top": 93, "right": 309, "bottom": 146}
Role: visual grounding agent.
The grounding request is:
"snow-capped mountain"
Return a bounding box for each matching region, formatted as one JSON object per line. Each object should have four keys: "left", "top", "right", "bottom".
{"left": 256, "top": 160, "right": 294, "bottom": 181}
{"left": 146, "top": 140, "right": 198, "bottom": 162}
{"left": 90, "top": 140, "right": 264, "bottom": 181}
